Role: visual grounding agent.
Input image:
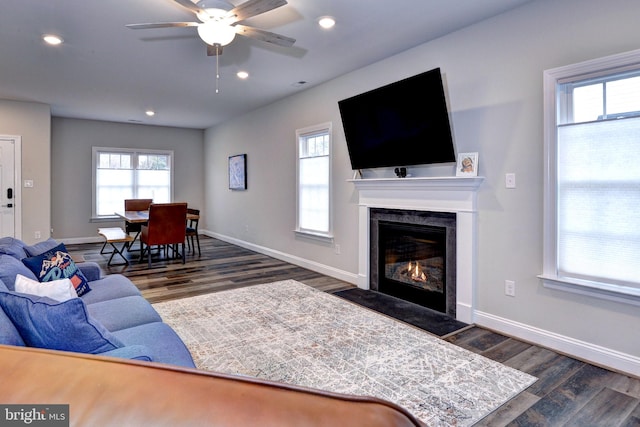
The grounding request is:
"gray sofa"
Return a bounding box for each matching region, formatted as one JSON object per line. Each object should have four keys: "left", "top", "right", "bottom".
{"left": 0, "top": 237, "right": 195, "bottom": 368}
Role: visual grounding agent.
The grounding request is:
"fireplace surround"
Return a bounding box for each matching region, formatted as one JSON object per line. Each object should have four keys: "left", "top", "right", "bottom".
{"left": 349, "top": 176, "right": 483, "bottom": 324}
{"left": 370, "top": 209, "right": 456, "bottom": 317}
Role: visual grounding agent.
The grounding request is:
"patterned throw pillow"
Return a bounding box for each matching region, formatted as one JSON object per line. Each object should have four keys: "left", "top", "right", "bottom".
{"left": 22, "top": 243, "right": 91, "bottom": 297}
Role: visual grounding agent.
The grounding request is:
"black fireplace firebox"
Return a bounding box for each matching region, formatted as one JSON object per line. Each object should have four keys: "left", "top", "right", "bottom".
{"left": 370, "top": 209, "right": 456, "bottom": 316}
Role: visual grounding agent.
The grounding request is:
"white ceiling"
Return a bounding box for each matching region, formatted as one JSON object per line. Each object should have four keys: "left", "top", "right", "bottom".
{"left": 0, "top": 0, "right": 533, "bottom": 129}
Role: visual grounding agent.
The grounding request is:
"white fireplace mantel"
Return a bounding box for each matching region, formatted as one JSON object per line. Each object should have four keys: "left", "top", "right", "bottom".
{"left": 348, "top": 176, "right": 484, "bottom": 324}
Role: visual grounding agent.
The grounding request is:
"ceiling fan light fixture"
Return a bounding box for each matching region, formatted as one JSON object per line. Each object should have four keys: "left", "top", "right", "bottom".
{"left": 197, "top": 20, "right": 236, "bottom": 46}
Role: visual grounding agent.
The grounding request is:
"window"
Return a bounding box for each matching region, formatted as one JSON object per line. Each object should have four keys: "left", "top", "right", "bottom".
{"left": 92, "top": 147, "right": 173, "bottom": 218}
{"left": 541, "top": 49, "right": 640, "bottom": 305}
{"left": 296, "top": 123, "right": 332, "bottom": 239}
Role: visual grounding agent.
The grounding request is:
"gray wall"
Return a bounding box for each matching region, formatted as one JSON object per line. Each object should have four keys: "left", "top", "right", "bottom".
{"left": 0, "top": 99, "right": 51, "bottom": 245}
{"left": 51, "top": 117, "right": 204, "bottom": 239}
{"left": 204, "top": 0, "right": 640, "bottom": 371}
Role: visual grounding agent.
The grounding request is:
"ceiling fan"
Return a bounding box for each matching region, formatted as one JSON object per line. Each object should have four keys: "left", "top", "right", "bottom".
{"left": 126, "top": 0, "right": 296, "bottom": 56}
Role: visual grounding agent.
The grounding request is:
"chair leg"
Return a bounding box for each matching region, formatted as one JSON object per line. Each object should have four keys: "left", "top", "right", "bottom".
{"left": 139, "top": 245, "right": 146, "bottom": 263}
{"left": 181, "top": 243, "right": 185, "bottom": 264}
{"left": 127, "top": 231, "right": 141, "bottom": 252}
{"left": 195, "top": 234, "right": 201, "bottom": 256}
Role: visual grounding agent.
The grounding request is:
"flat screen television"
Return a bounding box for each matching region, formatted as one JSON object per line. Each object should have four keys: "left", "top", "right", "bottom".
{"left": 338, "top": 68, "right": 456, "bottom": 170}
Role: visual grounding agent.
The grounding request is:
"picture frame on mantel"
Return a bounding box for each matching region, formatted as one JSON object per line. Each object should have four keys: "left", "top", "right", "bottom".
{"left": 456, "top": 152, "right": 479, "bottom": 177}
{"left": 228, "top": 154, "right": 247, "bottom": 190}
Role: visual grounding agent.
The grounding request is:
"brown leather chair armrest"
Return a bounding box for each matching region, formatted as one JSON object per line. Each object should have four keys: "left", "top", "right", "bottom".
{"left": 0, "top": 345, "right": 424, "bottom": 426}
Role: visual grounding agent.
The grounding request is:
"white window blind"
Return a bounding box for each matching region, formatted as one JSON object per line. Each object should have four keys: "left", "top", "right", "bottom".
{"left": 557, "top": 118, "right": 640, "bottom": 287}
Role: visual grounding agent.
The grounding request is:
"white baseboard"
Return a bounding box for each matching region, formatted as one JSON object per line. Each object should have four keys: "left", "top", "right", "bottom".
{"left": 58, "top": 236, "right": 105, "bottom": 244}
{"left": 204, "top": 230, "right": 359, "bottom": 285}
{"left": 474, "top": 310, "right": 640, "bottom": 378}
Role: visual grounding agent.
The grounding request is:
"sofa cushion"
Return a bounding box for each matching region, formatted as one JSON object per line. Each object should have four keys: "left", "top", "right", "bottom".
{"left": 0, "top": 290, "right": 124, "bottom": 354}
{"left": 86, "top": 296, "right": 162, "bottom": 332}
{"left": 76, "top": 262, "right": 102, "bottom": 282}
{"left": 100, "top": 344, "right": 154, "bottom": 362}
{"left": 22, "top": 243, "right": 91, "bottom": 297}
{"left": 23, "top": 238, "right": 60, "bottom": 257}
{"left": 0, "top": 297, "right": 26, "bottom": 346}
{"left": 112, "top": 322, "right": 195, "bottom": 368}
{"left": 0, "top": 308, "right": 25, "bottom": 346}
{"left": 14, "top": 274, "right": 77, "bottom": 302}
{"left": 0, "top": 237, "right": 28, "bottom": 260}
{"left": 0, "top": 254, "right": 38, "bottom": 290}
{"left": 80, "top": 274, "right": 141, "bottom": 304}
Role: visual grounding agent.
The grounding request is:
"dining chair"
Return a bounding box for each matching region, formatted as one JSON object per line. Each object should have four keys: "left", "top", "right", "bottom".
{"left": 185, "top": 208, "right": 201, "bottom": 256}
{"left": 140, "top": 203, "right": 188, "bottom": 268}
{"left": 123, "top": 198, "right": 153, "bottom": 251}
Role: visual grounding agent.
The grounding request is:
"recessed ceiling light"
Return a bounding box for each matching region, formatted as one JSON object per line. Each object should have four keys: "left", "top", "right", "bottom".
{"left": 237, "top": 71, "right": 249, "bottom": 79}
{"left": 145, "top": 110, "right": 155, "bottom": 117}
{"left": 318, "top": 16, "right": 336, "bottom": 29}
{"left": 42, "top": 34, "right": 63, "bottom": 45}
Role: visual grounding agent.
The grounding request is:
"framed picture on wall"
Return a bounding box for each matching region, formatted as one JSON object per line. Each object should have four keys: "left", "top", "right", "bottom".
{"left": 456, "top": 152, "right": 479, "bottom": 177}
{"left": 228, "top": 154, "right": 247, "bottom": 190}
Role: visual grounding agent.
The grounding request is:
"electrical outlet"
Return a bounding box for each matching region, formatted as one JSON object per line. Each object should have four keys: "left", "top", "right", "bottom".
{"left": 505, "top": 173, "right": 516, "bottom": 189}
{"left": 34, "top": 231, "right": 41, "bottom": 239}
{"left": 505, "top": 280, "right": 515, "bottom": 297}
{"left": 334, "top": 244, "right": 341, "bottom": 255}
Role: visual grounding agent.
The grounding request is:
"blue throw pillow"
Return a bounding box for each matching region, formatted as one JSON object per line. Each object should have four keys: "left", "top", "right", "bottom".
{"left": 22, "top": 243, "right": 91, "bottom": 297}
{"left": 0, "top": 290, "right": 124, "bottom": 354}
{"left": 0, "top": 254, "right": 38, "bottom": 291}
{"left": 0, "top": 237, "right": 28, "bottom": 260}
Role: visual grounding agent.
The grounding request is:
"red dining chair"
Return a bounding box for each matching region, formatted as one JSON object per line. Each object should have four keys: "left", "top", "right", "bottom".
{"left": 140, "top": 203, "right": 187, "bottom": 268}
{"left": 124, "top": 198, "right": 153, "bottom": 251}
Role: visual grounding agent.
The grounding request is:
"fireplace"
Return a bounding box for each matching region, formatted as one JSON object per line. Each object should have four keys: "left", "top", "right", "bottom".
{"left": 349, "top": 176, "right": 482, "bottom": 323}
{"left": 370, "top": 208, "right": 456, "bottom": 317}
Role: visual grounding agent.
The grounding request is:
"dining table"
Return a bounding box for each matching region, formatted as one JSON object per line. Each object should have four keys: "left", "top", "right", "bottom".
{"left": 115, "top": 209, "right": 199, "bottom": 253}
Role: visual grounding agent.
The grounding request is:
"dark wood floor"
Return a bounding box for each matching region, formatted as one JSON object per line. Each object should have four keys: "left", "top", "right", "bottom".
{"left": 67, "top": 235, "right": 640, "bottom": 426}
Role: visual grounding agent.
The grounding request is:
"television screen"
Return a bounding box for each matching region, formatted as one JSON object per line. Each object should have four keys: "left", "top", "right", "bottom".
{"left": 338, "top": 68, "right": 456, "bottom": 170}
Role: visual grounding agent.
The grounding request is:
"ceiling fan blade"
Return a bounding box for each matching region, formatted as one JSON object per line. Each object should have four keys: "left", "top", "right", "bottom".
{"left": 225, "top": 0, "right": 287, "bottom": 24}
{"left": 206, "top": 44, "right": 224, "bottom": 56}
{"left": 234, "top": 24, "right": 295, "bottom": 47}
{"left": 172, "top": 0, "right": 207, "bottom": 16}
{"left": 126, "top": 22, "right": 199, "bottom": 30}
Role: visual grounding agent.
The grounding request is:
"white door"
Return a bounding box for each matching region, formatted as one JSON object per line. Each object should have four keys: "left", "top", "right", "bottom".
{"left": 0, "top": 136, "right": 20, "bottom": 238}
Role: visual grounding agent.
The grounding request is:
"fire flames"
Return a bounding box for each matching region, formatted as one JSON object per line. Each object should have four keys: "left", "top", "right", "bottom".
{"left": 406, "top": 261, "right": 427, "bottom": 282}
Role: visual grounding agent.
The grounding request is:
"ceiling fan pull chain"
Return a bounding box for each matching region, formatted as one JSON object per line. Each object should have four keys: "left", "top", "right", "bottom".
{"left": 215, "top": 44, "right": 220, "bottom": 94}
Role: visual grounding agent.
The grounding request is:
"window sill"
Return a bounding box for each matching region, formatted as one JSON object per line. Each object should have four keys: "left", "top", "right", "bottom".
{"left": 538, "top": 274, "right": 640, "bottom": 306}
{"left": 294, "top": 230, "right": 334, "bottom": 243}
{"left": 90, "top": 216, "right": 120, "bottom": 223}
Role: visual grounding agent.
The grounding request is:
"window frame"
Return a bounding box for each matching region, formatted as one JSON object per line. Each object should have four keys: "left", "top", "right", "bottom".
{"left": 295, "top": 122, "right": 333, "bottom": 242}
{"left": 540, "top": 48, "right": 640, "bottom": 306}
{"left": 91, "top": 147, "right": 174, "bottom": 220}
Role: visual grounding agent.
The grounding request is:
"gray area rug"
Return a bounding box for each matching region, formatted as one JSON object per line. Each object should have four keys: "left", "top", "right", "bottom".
{"left": 153, "top": 280, "right": 536, "bottom": 426}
